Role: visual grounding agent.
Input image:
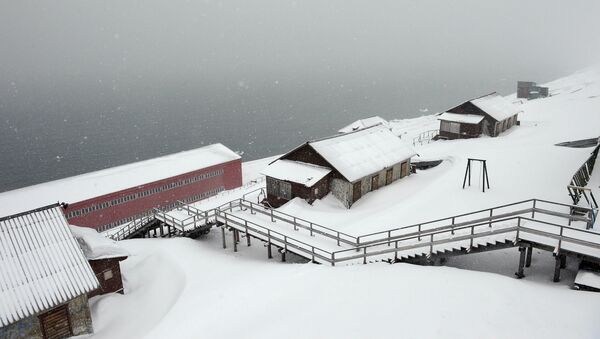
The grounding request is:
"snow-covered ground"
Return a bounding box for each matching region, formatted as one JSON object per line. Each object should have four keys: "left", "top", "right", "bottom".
{"left": 87, "top": 67, "right": 600, "bottom": 339}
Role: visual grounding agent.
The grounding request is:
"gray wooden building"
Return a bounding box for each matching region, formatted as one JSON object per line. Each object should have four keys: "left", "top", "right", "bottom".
{"left": 0, "top": 204, "right": 99, "bottom": 339}
{"left": 262, "top": 124, "right": 416, "bottom": 208}
{"left": 438, "top": 92, "right": 521, "bottom": 140}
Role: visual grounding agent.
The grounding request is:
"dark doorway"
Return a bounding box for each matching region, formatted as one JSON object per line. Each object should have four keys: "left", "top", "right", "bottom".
{"left": 352, "top": 181, "right": 361, "bottom": 202}
{"left": 40, "top": 305, "right": 72, "bottom": 339}
{"left": 371, "top": 175, "right": 379, "bottom": 191}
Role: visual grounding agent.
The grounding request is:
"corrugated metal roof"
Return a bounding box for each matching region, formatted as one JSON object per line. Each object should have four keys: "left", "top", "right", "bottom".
{"left": 0, "top": 205, "right": 99, "bottom": 327}
{"left": 309, "top": 125, "right": 416, "bottom": 182}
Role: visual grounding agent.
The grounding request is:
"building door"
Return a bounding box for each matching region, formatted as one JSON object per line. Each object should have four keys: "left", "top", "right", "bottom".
{"left": 40, "top": 305, "right": 72, "bottom": 339}
{"left": 386, "top": 169, "right": 393, "bottom": 185}
{"left": 371, "top": 175, "right": 379, "bottom": 191}
{"left": 400, "top": 162, "right": 408, "bottom": 178}
{"left": 352, "top": 182, "right": 361, "bottom": 202}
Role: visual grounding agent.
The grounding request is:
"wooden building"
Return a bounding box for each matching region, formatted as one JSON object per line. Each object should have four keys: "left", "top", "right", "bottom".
{"left": 262, "top": 124, "right": 416, "bottom": 208}
{"left": 70, "top": 225, "right": 129, "bottom": 298}
{"left": 338, "top": 116, "right": 390, "bottom": 133}
{"left": 438, "top": 92, "right": 521, "bottom": 140}
{"left": 0, "top": 204, "right": 99, "bottom": 339}
{"left": 517, "top": 81, "right": 549, "bottom": 99}
{"left": 0, "top": 143, "right": 242, "bottom": 232}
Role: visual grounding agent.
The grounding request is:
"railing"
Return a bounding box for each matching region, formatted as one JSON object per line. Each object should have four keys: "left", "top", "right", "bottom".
{"left": 108, "top": 215, "right": 154, "bottom": 241}
{"left": 413, "top": 129, "right": 439, "bottom": 146}
{"left": 216, "top": 197, "right": 599, "bottom": 266}
{"left": 330, "top": 214, "right": 600, "bottom": 265}
{"left": 195, "top": 177, "right": 266, "bottom": 205}
{"left": 217, "top": 209, "right": 334, "bottom": 264}
{"left": 238, "top": 199, "right": 358, "bottom": 246}
{"left": 568, "top": 144, "right": 600, "bottom": 205}
{"left": 242, "top": 187, "right": 267, "bottom": 203}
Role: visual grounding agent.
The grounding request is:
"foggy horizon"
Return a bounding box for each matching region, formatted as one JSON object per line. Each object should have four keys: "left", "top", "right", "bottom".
{"left": 1, "top": 0, "right": 600, "bottom": 191}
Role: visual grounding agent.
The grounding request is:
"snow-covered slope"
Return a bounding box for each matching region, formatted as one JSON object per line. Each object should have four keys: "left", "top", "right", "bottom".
{"left": 87, "top": 67, "right": 600, "bottom": 339}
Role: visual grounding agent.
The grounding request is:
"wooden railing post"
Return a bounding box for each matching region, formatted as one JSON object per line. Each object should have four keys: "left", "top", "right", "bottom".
{"left": 293, "top": 217, "right": 297, "bottom": 231}
{"left": 532, "top": 200, "right": 536, "bottom": 218}
{"left": 451, "top": 217, "right": 455, "bottom": 235}
{"left": 337, "top": 232, "right": 340, "bottom": 246}
{"left": 557, "top": 226, "right": 563, "bottom": 252}
{"left": 387, "top": 230, "right": 391, "bottom": 246}
{"left": 270, "top": 209, "right": 274, "bottom": 222}
{"left": 310, "top": 223, "right": 314, "bottom": 236}
{"left": 489, "top": 209, "right": 493, "bottom": 228}
{"left": 363, "top": 247, "right": 367, "bottom": 264}
{"left": 429, "top": 234, "right": 434, "bottom": 255}
{"left": 331, "top": 253, "right": 335, "bottom": 266}
{"left": 469, "top": 226, "right": 474, "bottom": 249}
{"left": 418, "top": 224, "right": 422, "bottom": 241}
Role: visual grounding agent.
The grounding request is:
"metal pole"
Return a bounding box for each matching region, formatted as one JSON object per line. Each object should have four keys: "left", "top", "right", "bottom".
{"left": 363, "top": 247, "right": 367, "bottom": 264}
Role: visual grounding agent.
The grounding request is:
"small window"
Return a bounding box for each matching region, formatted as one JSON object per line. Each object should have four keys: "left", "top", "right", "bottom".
{"left": 103, "top": 270, "right": 113, "bottom": 280}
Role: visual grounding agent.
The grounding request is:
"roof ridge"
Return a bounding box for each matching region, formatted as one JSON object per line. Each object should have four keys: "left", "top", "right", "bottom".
{"left": 309, "top": 123, "right": 386, "bottom": 144}
{"left": 0, "top": 202, "right": 62, "bottom": 222}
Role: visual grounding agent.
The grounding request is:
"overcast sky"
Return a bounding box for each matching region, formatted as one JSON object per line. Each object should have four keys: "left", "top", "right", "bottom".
{"left": 1, "top": 0, "right": 599, "bottom": 87}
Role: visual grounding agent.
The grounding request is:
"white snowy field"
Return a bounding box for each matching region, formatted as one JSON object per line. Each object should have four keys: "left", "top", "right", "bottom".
{"left": 87, "top": 67, "right": 600, "bottom": 339}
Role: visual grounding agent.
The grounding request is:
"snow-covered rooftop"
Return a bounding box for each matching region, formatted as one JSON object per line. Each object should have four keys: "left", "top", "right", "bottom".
{"left": 261, "top": 160, "right": 331, "bottom": 187}
{"left": 0, "top": 205, "right": 99, "bottom": 327}
{"left": 0, "top": 143, "right": 241, "bottom": 217}
{"left": 70, "top": 225, "right": 129, "bottom": 260}
{"left": 470, "top": 92, "right": 521, "bottom": 122}
{"left": 438, "top": 112, "right": 485, "bottom": 125}
{"left": 309, "top": 125, "right": 416, "bottom": 182}
{"left": 338, "top": 116, "right": 389, "bottom": 133}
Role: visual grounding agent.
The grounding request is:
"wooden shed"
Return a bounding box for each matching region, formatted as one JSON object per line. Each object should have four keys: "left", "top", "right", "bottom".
{"left": 438, "top": 92, "right": 521, "bottom": 140}
{"left": 70, "top": 225, "right": 129, "bottom": 298}
{"left": 262, "top": 124, "right": 416, "bottom": 208}
{"left": 0, "top": 204, "right": 99, "bottom": 339}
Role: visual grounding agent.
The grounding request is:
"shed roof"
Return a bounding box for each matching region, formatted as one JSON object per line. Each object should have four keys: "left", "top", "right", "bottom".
{"left": 438, "top": 112, "right": 485, "bottom": 125}
{"left": 0, "top": 205, "right": 99, "bottom": 327}
{"left": 70, "top": 225, "right": 129, "bottom": 260}
{"left": 338, "top": 116, "right": 389, "bottom": 133}
{"left": 470, "top": 92, "right": 520, "bottom": 122}
{"left": 261, "top": 160, "right": 331, "bottom": 187}
{"left": 308, "top": 125, "right": 416, "bottom": 182}
{"left": 0, "top": 143, "right": 241, "bottom": 217}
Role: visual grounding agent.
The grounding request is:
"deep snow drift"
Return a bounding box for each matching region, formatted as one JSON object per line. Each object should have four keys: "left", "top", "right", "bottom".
{"left": 86, "top": 67, "right": 600, "bottom": 339}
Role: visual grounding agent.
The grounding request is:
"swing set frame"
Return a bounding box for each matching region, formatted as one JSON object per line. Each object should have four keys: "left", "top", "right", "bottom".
{"left": 462, "top": 158, "right": 490, "bottom": 192}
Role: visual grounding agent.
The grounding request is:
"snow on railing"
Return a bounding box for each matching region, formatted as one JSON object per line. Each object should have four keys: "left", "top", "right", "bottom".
{"left": 412, "top": 129, "right": 439, "bottom": 146}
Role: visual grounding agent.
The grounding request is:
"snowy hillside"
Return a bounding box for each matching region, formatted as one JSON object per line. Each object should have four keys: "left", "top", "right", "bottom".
{"left": 86, "top": 67, "right": 600, "bottom": 339}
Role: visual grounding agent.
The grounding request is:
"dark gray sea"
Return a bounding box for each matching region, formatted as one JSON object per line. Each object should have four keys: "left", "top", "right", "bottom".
{"left": 0, "top": 70, "right": 563, "bottom": 192}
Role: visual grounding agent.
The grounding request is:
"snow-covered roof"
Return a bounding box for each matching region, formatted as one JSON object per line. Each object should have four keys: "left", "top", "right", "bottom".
{"left": 70, "top": 225, "right": 129, "bottom": 260}
{"left": 0, "top": 205, "right": 99, "bottom": 327}
{"left": 261, "top": 160, "right": 331, "bottom": 187}
{"left": 0, "top": 143, "right": 241, "bottom": 217}
{"left": 309, "top": 125, "right": 416, "bottom": 182}
{"left": 470, "top": 93, "right": 521, "bottom": 122}
{"left": 338, "top": 116, "right": 389, "bottom": 133}
{"left": 438, "top": 112, "right": 484, "bottom": 125}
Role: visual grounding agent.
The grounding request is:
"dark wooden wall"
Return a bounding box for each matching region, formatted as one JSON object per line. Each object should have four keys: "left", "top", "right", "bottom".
{"left": 88, "top": 257, "right": 127, "bottom": 298}
{"left": 265, "top": 174, "right": 331, "bottom": 207}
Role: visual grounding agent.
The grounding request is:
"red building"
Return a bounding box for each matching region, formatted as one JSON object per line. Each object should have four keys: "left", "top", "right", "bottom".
{"left": 0, "top": 143, "right": 242, "bottom": 231}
